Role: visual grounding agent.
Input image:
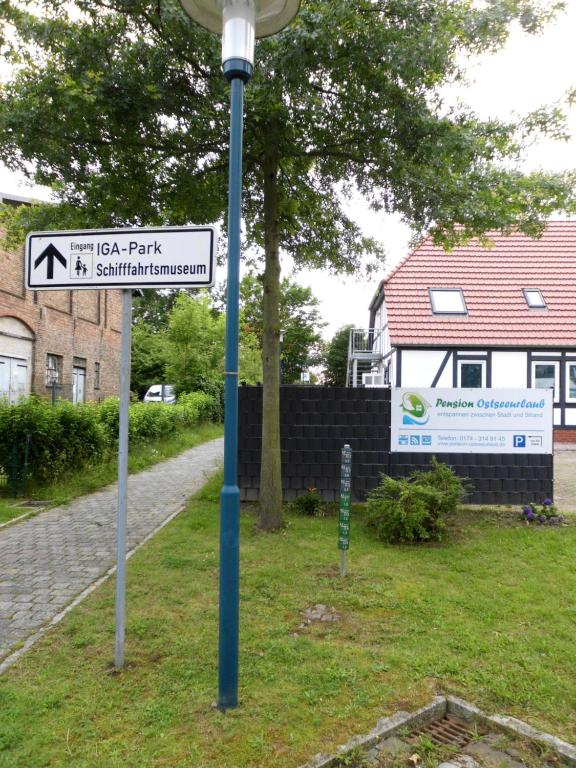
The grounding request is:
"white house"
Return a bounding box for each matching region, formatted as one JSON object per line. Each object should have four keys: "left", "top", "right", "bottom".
{"left": 348, "top": 221, "right": 576, "bottom": 440}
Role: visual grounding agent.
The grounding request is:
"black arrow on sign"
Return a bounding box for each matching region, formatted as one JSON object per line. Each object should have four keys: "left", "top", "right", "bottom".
{"left": 34, "top": 243, "right": 67, "bottom": 280}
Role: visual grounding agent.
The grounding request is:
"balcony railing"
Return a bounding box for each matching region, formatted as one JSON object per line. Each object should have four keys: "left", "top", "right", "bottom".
{"left": 348, "top": 328, "right": 385, "bottom": 358}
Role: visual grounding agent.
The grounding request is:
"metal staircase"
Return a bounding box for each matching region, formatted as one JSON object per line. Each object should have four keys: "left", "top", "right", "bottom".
{"left": 346, "top": 328, "right": 388, "bottom": 387}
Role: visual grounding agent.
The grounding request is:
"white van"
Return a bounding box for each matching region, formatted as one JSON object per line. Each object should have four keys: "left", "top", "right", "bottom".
{"left": 143, "top": 384, "right": 176, "bottom": 404}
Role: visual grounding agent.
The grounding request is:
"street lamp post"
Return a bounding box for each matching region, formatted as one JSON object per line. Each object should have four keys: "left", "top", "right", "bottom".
{"left": 178, "top": 0, "right": 300, "bottom": 710}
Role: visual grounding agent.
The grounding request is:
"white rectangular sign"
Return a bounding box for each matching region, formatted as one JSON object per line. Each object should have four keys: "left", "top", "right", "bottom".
{"left": 391, "top": 388, "right": 553, "bottom": 454}
{"left": 25, "top": 226, "right": 215, "bottom": 290}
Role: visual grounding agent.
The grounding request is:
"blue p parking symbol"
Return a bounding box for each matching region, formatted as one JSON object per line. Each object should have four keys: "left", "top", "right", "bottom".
{"left": 513, "top": 435, "right": 526, "bottom": 448}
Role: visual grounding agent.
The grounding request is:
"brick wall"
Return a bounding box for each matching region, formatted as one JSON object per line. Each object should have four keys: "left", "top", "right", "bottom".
{"left": 0, "top": 234, "right": 121, "bottom": 401}
{"left": 238, "top": 386, "right": 553, "bottom": 505}
{"left": 554, "top": 429, "right": 576, "bottom": 444}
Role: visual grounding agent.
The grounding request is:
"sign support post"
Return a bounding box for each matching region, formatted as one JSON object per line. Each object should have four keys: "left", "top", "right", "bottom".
{"left": 25, "top": 225, "right": 215, "bottom": 668}
{"left": 115, "top": 289, "right": 132, "bottom": 668}
{"left": 338, "top": 445, "right": 352, "bottom": 577}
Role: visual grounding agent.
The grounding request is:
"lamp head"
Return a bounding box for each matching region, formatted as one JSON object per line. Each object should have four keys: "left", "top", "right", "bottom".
{"left": 179, "top": 0, "right": 300, "bottom": 38}
{"left": 180, "top": 0, "right": 300, "bottom": 75}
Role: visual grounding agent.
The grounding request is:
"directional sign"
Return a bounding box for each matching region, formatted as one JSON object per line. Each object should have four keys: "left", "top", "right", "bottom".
{"left": 26, "top": 226, "right": 215, "bottom": 290}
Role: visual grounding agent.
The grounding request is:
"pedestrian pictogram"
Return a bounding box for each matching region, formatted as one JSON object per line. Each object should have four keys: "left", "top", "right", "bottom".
{"left": 73, "top": 254, "right": 91, "bottom": 278}
{"left": 33, "top": 243, "right": 67, "bottom": 280}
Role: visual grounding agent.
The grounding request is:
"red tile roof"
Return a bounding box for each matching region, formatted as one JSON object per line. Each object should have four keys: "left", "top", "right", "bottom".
{"left": 383, "top": 221, "right": 576, "bottom": 347}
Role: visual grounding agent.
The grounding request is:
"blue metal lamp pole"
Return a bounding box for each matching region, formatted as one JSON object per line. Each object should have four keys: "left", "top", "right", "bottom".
{"left": 218, "top": 55, "right": 252, "bottom": 710}
{"left": 178, "top": 0, "right": 300, "bottom": 711}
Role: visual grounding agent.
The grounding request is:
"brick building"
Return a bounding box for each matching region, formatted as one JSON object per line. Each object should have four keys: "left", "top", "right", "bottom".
{"left": 0, "top": 197, "right": 121, "bottom": 403}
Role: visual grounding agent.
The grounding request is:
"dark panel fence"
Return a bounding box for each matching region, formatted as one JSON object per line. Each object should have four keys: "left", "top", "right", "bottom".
{"left": 238, "top": 386, "right": 553, "bottom": 505}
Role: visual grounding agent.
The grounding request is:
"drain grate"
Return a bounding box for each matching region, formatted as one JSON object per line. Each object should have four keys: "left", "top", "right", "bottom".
{"left": 408, "top": 716, "right": 475, "bottom": 750}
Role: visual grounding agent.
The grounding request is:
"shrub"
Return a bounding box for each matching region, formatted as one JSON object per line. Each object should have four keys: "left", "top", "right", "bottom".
{"left": 410, "top": 457, "right": 470, "bottom": 515}
{"left": 51, "top": 401, "right": 107, "bottom": 472}
{"left": 178, "top": 392, "right": 218, "bottom": 424}
{"left": 192, "top": 380, "right": 224, "bottom": 422}
{"left": 0, "top": 397, "right": 106, "bottom": 485}
{"left": 0, "top": 390, "right": 220, "bottom": 489}
{"left": 292, "top": 487, "right": 323, "bottom": 516}
{"left": 97, "top": 392, "right": 218, "bottom": 447}
{"left": 96, "top": 397, "right": 121, "bottom": 445}
{"left": 366, "top": 460, "right": 469, "bottom": 544}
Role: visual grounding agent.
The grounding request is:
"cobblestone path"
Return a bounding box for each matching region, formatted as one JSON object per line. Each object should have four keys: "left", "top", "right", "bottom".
{"left": 0, "top": 437, "right": 223, "bottom": 659}
{"left": 553, "top": 446, "right": 576, "bottom": 513}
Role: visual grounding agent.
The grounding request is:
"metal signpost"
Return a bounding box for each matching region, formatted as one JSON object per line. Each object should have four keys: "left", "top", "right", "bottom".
{"left": 25, "top": 225, "right": 215, "bottom": 668}
{"left": 338, "top": 445, "right": 352, "bottom": 577}
{"left": 115, "top": 288, "right": 132, "bottom": 667}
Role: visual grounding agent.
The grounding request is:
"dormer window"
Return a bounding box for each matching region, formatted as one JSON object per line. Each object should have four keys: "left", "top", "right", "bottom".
{"left": 429, "top": 288, "right": 467, "bottom": 315}
{"left": 523, "top": 289, "right": 547, "bottom": 308}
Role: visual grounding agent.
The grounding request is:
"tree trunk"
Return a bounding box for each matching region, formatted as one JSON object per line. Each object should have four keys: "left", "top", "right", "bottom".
{"left": 258, "top": 150, "right": 283, "bottom": 531}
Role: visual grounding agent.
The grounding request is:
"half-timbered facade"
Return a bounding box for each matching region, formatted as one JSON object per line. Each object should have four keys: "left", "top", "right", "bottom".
{"left": 359, "top": 221, "right": 576, "bottom": 439}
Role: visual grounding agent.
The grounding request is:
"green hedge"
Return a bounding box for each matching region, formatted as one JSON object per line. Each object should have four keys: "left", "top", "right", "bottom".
{"left": 0, "top": 398, "right": 106, "bottom": 485}
{"left": 0, "top": 392, "right": 219, "bottom": 486}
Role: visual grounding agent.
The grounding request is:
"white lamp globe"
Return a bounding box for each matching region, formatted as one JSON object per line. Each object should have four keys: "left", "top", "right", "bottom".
{"left": 180, "top": 0, "right": 300, "bottom": 66}
{"left": 180, "top": 0, "right": 300, "bottom": 37}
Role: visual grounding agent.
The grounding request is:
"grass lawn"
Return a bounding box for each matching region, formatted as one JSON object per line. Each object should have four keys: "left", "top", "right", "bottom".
{"left": 24, "top": 422, "right": 223, "bottom": 507}
{"left": 1, "top": 478, "right": 575, "bottom": 767}
{"left": 0, "top": 499, "right": 29, "bottom": 525}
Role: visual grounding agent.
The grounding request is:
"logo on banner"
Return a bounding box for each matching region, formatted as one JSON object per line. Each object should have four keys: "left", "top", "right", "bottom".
{"left": 513, "top": 435, "right": 526, "bottom": 448}
{"left": 400, "top": 392, "right": 431, "bottom": 425}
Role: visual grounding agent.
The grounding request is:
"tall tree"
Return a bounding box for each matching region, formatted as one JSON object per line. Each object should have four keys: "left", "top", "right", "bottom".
{"left": 132, "top": 289, "right": 183, "bottom": 333}
{"left": 1, "top": 0, "right": 575, "bottom": 530}
{"left": 164, "top": 292, "right": 260, "bottom": 392}
{"left": 238, "top": 274, "right": 325, "bottom": 384}
{"left": 131, "top": 322, "right": 169, "bottom": 397}
{"left": 323, "top": 325, "right": 354, "bottom": 388}
{"left": 166, "top": 293, "right": 225, "bottom": 394}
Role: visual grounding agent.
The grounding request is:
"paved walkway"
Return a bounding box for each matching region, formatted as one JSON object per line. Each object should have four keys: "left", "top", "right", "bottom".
{"left": 0, "top": 438, "right": 223, "bottom": 660}
{"left": 553, "top": 446, "right": 576, "bottom": 513}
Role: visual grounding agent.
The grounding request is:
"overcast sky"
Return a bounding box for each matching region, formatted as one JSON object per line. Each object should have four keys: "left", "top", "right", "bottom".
{"left": 1, "top": 1, "right": 575, "bottom": 339}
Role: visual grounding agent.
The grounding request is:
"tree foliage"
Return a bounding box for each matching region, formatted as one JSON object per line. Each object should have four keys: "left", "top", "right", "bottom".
{"left": 1, "top": 0, "right": 575, "bottom": 529}
{"left": 323, "top": 325, "right": 353, "bottom": 388}
{"left": 132, "top": 289, "right": 183, "bottom": 333}
{"left": 237, "top": 274, "right": 325, "bottom": 384}
{"left": 130, "top": 321, "right": 169, "bottom": 397}
{"left": 165, "top": 293, "right": 225, "bottom": 394}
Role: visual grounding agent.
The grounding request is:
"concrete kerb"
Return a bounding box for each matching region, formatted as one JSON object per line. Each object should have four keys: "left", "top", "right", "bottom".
{"left": 301, "top": 696, "right": 576, "bottom": 768}
{"left": 302, "top": 697, "right": 447, "bottom": 768}
{"left": 0, "top": 492, "right": 196, "bottom": 676}
{"left": 0, "top": 505, "right": 41, "bottom": 531}
{"left": 446, "top": 696, "right": 576, "bottom": 766}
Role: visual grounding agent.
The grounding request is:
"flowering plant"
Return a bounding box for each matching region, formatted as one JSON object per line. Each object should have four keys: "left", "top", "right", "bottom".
{"left": 520, "top": 498, "right": 564, "bottom": 526}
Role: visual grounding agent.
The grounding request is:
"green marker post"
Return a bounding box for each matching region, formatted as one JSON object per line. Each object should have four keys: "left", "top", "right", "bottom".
{"left": 338, "top": 444, "right": 352, "bottom": 577}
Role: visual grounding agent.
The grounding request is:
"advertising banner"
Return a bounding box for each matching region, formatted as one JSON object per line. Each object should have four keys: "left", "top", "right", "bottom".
{"left": 391, "top": 388, "right": 553, "bottom": 454}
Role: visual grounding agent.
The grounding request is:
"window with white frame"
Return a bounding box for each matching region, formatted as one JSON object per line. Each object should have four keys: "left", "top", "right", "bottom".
{"left": 532, "top": 361, "right": 559, "bottom": 402}
{"left": 523, "top": 289, "right": 547, "bottom": 308}
{"left": 429, "top": 289, "right": 467, "bottom": 314}
{"left": 566, "top": 363, "right": 576, "bottom": 402}
{"left": 458, "top": 360, "right": 486, "bottom": 388}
